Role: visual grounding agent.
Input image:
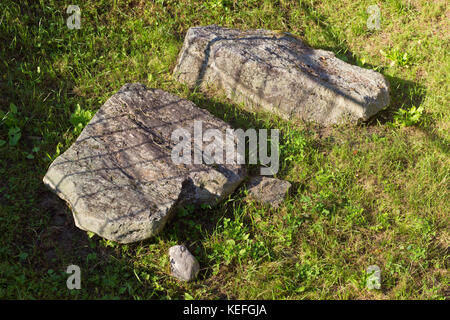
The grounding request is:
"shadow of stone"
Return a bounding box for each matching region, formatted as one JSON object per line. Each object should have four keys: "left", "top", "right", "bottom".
{"left": 295, "top": 1, "right": 427, "bottom": 126}
{"left": 293, "top": 6, "right": 448, "bottom": 157}
{"left": 36, "top": 191, "right": 130, "bottom": 292}
{"left": 153, "top": 187, "right": 249, "bottom": 283}
{"left": 367, "top": 75, "right": 426, "bottom": 125}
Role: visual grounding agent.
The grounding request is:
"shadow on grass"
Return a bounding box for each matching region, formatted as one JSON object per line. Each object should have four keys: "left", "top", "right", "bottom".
{"left": 296, "top": 1, "right": 450, "bottom": 155}
{"left": 296, "top": 1, "right": 427, "bottom": 122}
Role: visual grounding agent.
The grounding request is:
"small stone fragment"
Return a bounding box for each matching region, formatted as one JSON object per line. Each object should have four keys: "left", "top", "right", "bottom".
{"left": 247, "top": 176, "right": 291, "bottom": 208}
{"left": 169, "top": 245, "right": 200, "bottom": 282}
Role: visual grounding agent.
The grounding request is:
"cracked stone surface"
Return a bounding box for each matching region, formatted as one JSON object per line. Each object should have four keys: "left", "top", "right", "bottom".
{"left": 174, "top": 25, "right": 390, "bottom": 125}
{"left": 43, "top": 83, "right": 246, "bottom": 243}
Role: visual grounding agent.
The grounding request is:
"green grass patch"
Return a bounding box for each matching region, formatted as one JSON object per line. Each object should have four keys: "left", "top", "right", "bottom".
{"left": 0, "top": 0, "right": 448, "bottom": 299}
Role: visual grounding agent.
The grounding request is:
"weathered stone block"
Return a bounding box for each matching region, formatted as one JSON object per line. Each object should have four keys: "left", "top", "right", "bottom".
{"left": 43, "top": 83, "right": 246, "bottom": 243}
{"left": 174, "top": 25, "right": 390, "bottom": 125}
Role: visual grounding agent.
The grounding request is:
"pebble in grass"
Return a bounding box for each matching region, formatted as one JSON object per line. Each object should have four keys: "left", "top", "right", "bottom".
{"left": 169, "top": 245, "right": 200, "bottom": 282}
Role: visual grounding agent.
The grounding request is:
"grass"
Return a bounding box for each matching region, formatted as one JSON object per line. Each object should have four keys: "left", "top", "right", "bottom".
{"left": 0, "top": 0, "right": 448, "bottom": 299}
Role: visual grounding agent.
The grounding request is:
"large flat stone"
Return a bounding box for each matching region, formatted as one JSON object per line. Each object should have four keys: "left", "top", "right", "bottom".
{"left": 43, "top": 83, "right": 246, "bottom": 243}
{"left": 174, "top": 25, "right": 390, "bottom": 125}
